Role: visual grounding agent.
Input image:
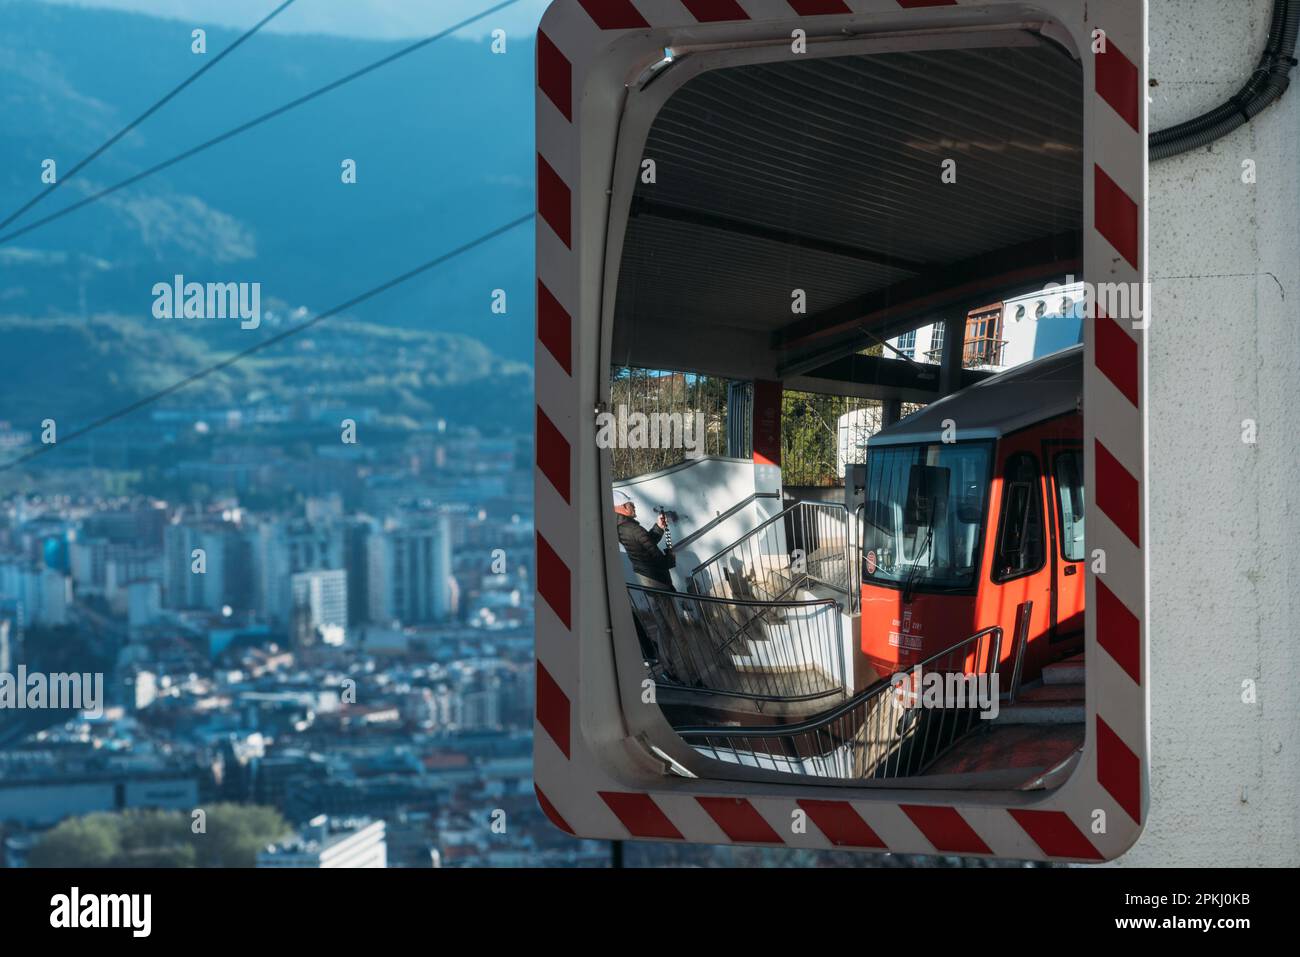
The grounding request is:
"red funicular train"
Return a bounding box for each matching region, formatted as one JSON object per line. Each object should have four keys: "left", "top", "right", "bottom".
{"left": 858, "top": 345, "right": 1085, "bottom": 688}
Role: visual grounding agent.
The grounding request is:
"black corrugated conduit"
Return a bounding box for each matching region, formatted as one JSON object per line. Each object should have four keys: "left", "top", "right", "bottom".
{"left": 1150, "top": 0, "right": 1299, "bottom": 160}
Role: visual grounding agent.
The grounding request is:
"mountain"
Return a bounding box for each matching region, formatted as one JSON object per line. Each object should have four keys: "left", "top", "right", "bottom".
{"left": 0, "top": 0, "right": 539, "bottom": 370}
{"left": 0, "top": 313, "right": 532, "bottom": 435}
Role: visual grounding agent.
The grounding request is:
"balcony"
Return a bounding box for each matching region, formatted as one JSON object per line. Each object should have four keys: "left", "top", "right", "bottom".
{"left": 963, "top": 335, "right": 1008, "bottom": 368}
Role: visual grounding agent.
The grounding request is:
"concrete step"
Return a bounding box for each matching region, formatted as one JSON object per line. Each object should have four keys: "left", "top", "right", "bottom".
{"left": 1042, "top": 653, "right": 1085, "bottom": 686}
{"left": 1016, "top": 682, "right": 1085, "bottom": 703}
{"left": 997, "top": 682, "right": 1084, "bottom": 724}
{"left": 996, "top": 701, "right": 1085, "bottom": 725}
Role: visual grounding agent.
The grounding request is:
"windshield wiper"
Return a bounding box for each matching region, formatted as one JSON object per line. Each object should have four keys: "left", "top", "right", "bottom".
{"left": 901, "top": 502, "right": 936, "bottom": 605}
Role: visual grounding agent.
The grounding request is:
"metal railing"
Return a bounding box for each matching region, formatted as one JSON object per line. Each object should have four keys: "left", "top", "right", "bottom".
{"left": 677, "top": 625, "right": 1002, "bottom": 780}
{"left": 689, "top": 501, "right": 857, "bottom": 617}
{"left": 627, "top": 585, "right": 845, "bottom": 705}
{"left": 963, "top": 335, "right": 1008, "bottom": 368}
{"left": 672, "top": 490, "right": 781, "bottom": 553}
{"left": 1006, "top": 600, "right": 1033, "bottom": 704}
{"left": 852, "top": 502, "right": 866, "bottom": 613}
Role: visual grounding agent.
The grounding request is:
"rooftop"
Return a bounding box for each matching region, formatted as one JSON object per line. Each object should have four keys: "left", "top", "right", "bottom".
{"left": 869, "top": 344, "right": 1082, "bottom": 446}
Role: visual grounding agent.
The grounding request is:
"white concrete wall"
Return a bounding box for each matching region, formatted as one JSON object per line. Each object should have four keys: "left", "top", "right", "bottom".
{"left": 1126, "top": 0, "right": 1300, "bottom": 866}
{"left": 612, "top": 456, "right": 780, "bottom": 589}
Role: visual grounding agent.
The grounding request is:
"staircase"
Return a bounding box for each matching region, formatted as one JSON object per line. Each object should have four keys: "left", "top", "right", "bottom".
{"left": 627, "top": 582, "right": 848, "bottom": 719}
{"left": 677, "top": 625, "right": 1006, "bottom": 781}
{"left": 997, "top": 653, "right": 1085, "bottom": 725}
{"left": 916, "top": 653, "right": 1086, "bottom": 787}
{"left": 653, "top": 499, "right": 857, "bottom": 714}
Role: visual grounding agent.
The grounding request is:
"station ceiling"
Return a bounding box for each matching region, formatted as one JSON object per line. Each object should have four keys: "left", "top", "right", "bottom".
{"left": 613, "top": 38, "right": 1084, "bottom": 383}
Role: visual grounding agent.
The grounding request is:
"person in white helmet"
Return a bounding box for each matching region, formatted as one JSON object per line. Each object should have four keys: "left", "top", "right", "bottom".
{"left": 613, "top": 489, "right": 675, "bottom": 590}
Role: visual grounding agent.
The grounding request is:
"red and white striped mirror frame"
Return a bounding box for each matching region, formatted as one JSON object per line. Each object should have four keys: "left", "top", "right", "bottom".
{"left": 534, "top": 0, "right": 1147, "bottom": 862}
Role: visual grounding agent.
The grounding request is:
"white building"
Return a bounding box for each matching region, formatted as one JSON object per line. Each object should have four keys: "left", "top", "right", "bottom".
{"left": 835, "top": 405, "right": 884, "bottom": 480}
{"left": 885, "top": 281, "right": 1086, "bottom": 374}
{"left": 289, "top": 568, "right": 348, "bottom": 645}
{"left": 252, "top": 519, "right": 344, "bottom": 626}
{"left": 850, "top": 281, "right": 1089, "bottom": 477}
{"left": 105, "top": 549, "right": 162, "bottom": 614}
{"left": 887, "top": 320, "right": 946, "bottom": 366}
{"left": 257, "top": 815, "right": 387, "bottom": 868}
{"left": 993, "top": 281, "right": 1087, "bottom": 372}
{"left": 128, "top": 669, "right": 158, "bottom": 710}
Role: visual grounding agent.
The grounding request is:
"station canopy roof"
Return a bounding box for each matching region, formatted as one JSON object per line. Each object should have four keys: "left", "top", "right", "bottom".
{"left": 613, "top": 38, "right": 1084, "bottom": 385}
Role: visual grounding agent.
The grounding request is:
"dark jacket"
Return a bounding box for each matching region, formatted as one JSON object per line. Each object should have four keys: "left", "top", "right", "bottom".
{"left": 617, "top": 514, "right": 672, "bottom": 582}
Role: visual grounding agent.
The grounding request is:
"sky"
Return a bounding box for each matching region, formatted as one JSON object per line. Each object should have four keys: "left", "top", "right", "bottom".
{"left": 35, "top": 0, "right": 551, "bottom": 39}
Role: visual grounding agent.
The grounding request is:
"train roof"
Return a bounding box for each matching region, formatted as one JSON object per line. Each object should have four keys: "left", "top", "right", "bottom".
{"left": 868, "top": 345, "right": 1082, "bottom": 447}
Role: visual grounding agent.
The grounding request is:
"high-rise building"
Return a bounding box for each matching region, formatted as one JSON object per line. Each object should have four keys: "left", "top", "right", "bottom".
{"left": 365, "top": 513, "right": 453, "bottom": 625}
{"left": 343, "top": 517, "right": 374, "bottom": 627}
{"left": 127, "top": 580, "right": 162, "bottom": 635}
{"left": 0, "top": 560, "right": 71, "bottom": 627}
{"left": 69, "top": 537, "right": 111, "bottom": 597}
{"left": 162, "top": 519, "right": 244, "bottom": 612}
{"left": 105, "top": 548, "right": 162, "bottom": 613}
{"left": 164, "top": 523, "right": 219, "bottom": 611}
{"left": 252, "top": 519, "right": 344, "bottom": 626}
{"left": 82, "top": 502, "right": 168, "bottom": 548}
{"left": 289, "top": 568, "right": 348, "bottom": 647}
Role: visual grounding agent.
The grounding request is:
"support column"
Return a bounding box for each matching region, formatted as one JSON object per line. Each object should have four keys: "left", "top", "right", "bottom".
{"left": 881, "top": 398, "right": 902, "bottom": 428}
{"left": 752, "top": 380, "right": 783, "bottom": 502}
{"left": 939, "top": 311, "right": 966, "bottom": 397}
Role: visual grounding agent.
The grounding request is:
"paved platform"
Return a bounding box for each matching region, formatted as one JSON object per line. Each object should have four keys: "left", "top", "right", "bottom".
{"left": 921, "top": 722, "right": 1085, "bottom": 786}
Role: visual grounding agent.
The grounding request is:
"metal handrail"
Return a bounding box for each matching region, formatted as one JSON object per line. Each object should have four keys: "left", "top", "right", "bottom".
{"left": 677, "top": 625, "right": 1002, "bottom": 780}
{"left": 691, "top": 499, "right": 817, "bottom": 576}
{"left": 627, "top": 585, "right": 846, "bottom": 705}
{"left": 851, "top": 502, "right": 865, "bottom": 614}
{"left": 632, "top": 584, "right": 839, "bottom": 611}
{"left": 672, "top": 490, "right": 782, "bottom": 552}
{"left": 678, "top": 624, "right": 1000, "bottom": 735}
{"left": 690, "top": 501, "right": 855, "bottom": 612}
{"left": 1007, "top": 600, "right": 1032, "bottom": 703}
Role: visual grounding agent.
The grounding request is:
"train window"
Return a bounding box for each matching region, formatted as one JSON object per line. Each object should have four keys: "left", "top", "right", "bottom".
{"left": 1054, "top": 450, "right": 1086, "bottom": 561}
{"left": 862, "top": 441, "right": 992, "bottom": 592}
{"left": 993, "top": 453, "right": 1046, "bottom": 581}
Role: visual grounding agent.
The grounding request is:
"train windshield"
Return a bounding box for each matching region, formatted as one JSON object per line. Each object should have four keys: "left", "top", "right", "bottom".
{"left": 861, "top": 441, "right": 993, "bottom": 592}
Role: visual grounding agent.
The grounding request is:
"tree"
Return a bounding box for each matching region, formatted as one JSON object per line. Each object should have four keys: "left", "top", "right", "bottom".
{"left": 27, "top": 814, "right": 122, "bottom": 868}
{"left": 194, "top": 804, "right": 292, "bottom": 868}
{"left": 28, "top": 804, "right": 291, "bottom": 869}
{"left": 782, "top": 391, "right": 846, "bottom": 487}
{"left": 116, "top": 845, "right": 199, "bottom": 868}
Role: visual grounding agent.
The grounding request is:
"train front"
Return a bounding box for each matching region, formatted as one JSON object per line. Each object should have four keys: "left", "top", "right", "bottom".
{"left": 858, "top": 432, "right": 995, "bottom": 684}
